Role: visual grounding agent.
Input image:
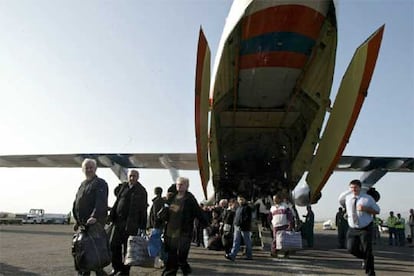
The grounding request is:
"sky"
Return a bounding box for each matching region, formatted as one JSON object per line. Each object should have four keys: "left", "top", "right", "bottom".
{"left": 0, "top": 0, "right": 413, "bottom": 222}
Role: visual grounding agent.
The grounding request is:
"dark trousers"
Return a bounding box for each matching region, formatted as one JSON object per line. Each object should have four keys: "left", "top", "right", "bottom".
{"left": 222, "top": 231, "right": 233, "bottom": 254}
{"left": 396, "top": 228, "right": 405, "bottom": 246}
{"left": 110, "top": 223, "right": 130, "bottom": 274}
{"left": 193, "top": 223, "right": 203, "bottom": 247}
{"left": 259, "top": 213, "right": 270, "bottom": 229}
{"left": 302, "top": 222, "right": 314, "bottom": 248}
{"left": 347, "top": 223, "right": 375, "bottom": 275}
{"left": 337, "top": 224, "right": 348, "bottom": 248}
{"left": 162, "top": 235, "right": 192, "bottom": 276}
{"left": 388, "top": 227, "right": 397, "bottom": 245}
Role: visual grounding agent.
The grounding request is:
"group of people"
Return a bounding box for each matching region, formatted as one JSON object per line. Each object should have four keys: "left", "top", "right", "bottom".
{"left": 386, "top": 210, "right": 412, "bottom": 246}
{"left": 71, "top": 158, "right": 398, "bottom": 276}
{"left": 72, "top": 156, "right": 313, "bottom": 276}
{"left": 71, "top": 158, "right": 207, "bottom": 276}
{"left": 337, "top": 206, "right": 413, "bottom": 247}
{"left": 193, "top": 191, "right": 315, "bottom": 262}
{"left": 191, "top": 194, "right": 254, "bottom": 261}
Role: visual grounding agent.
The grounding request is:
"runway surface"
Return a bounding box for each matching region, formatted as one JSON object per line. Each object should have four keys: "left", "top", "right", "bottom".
{"left": 1, "top": 224, "right": 413, "bottom": 275}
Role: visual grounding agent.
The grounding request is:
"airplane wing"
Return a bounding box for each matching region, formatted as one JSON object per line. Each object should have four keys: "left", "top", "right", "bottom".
{"left": 0, "top": 153, "right": 198, "bottom": 169}
{"left": 336, "top": 155, "right": 414, "bottom": 172}
{"left": 0, "top": 153, "right": 198, "bottom": 182}
{"left": 336, "top": 155, "right": 414, "bottom": 186}
{"left": 1, "top": 153, "right": 411, "bottom": 173}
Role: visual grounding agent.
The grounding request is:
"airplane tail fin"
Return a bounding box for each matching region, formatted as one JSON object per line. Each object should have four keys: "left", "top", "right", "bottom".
{"left": 195, "top": 27, "right": 211, "bottom": 199}
{"left": 306, "top": 25, "right": 385, "bottom": 203}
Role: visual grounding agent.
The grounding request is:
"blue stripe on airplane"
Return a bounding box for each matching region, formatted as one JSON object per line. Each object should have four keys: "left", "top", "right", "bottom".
{"left": 240, "top": 32, "right": 315, "bottom": 56}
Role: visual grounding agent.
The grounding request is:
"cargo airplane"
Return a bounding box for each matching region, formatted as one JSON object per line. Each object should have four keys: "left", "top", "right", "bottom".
{"left": 0, "top": 0, "right": 413, "bottom": 206}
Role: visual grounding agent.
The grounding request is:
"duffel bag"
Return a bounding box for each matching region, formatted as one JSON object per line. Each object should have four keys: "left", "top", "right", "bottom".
{"left": 72, "top": 223, "right": 111, "bottom": 272}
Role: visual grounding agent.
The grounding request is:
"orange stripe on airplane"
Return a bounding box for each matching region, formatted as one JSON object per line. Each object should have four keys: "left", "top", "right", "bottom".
{"left": 239, "top": 51, "right": 307, "bottom": 70}
{"left": 195, "top": 30, "right": 208, "bottom": 100}
{"left": 313, "top": 26, "right": 385, "bottom": 199}
{"left": 242, "top": 5, "right": 325, "bottom": 41}
{"left": 360, "top": 26, "right": 385, "bottom": 101}
{"left": 195, "top": 28, "right": 209, "bottom": 198}
{"left": 195, "top": 29, "right": 208, "bottom": 135}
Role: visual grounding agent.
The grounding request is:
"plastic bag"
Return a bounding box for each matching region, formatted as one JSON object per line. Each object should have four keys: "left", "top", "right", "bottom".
{"left": 148, "top": 228, "right": 162, "bottom": 257}
{"left": 124, "top": 235, "right": 154, "bottom": 267}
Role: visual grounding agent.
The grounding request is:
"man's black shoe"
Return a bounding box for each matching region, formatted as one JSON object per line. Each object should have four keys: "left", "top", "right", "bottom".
{"left": 108, "top": 270, "right": 120, "bottom": 276}
{"left": 181, "top": 264, "right": 192, "bottom": 275}
{"left": 225, "top": 253, "right": 235, "bottom": 261}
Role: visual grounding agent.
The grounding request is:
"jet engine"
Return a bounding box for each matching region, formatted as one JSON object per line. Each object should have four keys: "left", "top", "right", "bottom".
{"left": 292, "top": 183, "right": 311, "bottom": 207}
{"left": 292, "top": 182, "right": 322, "bottom": 206}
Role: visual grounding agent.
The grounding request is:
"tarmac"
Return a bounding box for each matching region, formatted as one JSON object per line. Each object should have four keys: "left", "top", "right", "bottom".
{"left": 0, "top": 224, "right": 413, "bottom": 276}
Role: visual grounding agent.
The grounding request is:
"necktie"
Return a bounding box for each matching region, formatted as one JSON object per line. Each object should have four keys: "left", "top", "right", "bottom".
{"left": 352, "top": 197, "right": 358, "bottom": 225}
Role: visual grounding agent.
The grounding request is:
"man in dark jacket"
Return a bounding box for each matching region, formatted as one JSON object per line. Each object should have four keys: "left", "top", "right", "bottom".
{"left": 162, "top": 177, "right": 207, "bottom": 276}
{"left": 108, "top": 169, "right": 148, "bottom": 276}
{"left": 72, "top": 158, "right": 109, "bottom": 276}
{"left": 225, "top": 194, "right": 253, "bottom": 261}
{"left": 149, "top": 186, "right": 166, "bottom": 229}
{"left": 335, "top": 207, "right": 349, "bottom": 248}
{"left": 302, "top": 205, "right": 315, "bottom": 248}
{"left": 149, "top": 187, "right": 167, "bottom": 266}
{"left": 221, "top": 198, "right": 237, "bottom": 254}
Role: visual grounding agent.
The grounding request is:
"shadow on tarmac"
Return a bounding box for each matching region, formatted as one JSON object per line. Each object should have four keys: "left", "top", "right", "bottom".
{"left": 1, "top": 224, "right": 413, "bottom": 275}
{"left": 0, "top": 263, "right": 39, "bottom": 276}
{"left": 0, "top": 227, "right": 71, "bottom": 237}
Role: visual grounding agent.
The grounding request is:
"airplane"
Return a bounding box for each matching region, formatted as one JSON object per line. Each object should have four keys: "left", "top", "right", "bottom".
{"left": 0, "top": 0, "right": 413, "bottom": 207}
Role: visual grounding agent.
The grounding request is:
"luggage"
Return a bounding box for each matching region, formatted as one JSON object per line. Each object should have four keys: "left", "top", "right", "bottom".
{"left": 203, "top": 228, "right": 209, "bottom": 249}
{"left": 276, "top": 230, "right": 302, "bottom": 251}
{"left": 124, "top": 235, "right": 154, "bottom": 267}
{"left": 72, "top": 223, "right": 111, "bottom": 272}
{"left": 207, "top": 235, "right": 223, "bottom": 251}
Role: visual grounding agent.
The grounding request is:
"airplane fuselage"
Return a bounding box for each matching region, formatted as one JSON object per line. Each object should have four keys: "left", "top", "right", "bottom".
{"left": 209, "top": 0, "right": 336, "bottom": 200}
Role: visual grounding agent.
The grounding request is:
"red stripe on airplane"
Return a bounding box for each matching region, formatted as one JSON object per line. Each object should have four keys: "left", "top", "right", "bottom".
{"left": 242, "top": 5, "right": 325, "bottom": 41}
{"left": 313, "top": 26, "right": 385, "bottom": 199}
{"left": 239, "top": 51, "right": 307, "bottom": 70}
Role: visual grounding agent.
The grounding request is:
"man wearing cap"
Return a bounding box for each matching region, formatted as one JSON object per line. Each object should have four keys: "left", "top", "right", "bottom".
{"left": 345, "top": 179, "right": 380, "bottom": 276}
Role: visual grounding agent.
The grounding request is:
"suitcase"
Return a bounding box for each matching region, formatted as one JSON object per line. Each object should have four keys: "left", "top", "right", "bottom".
{"left": 276, "top": 230, "right": 303, "bottom": 251}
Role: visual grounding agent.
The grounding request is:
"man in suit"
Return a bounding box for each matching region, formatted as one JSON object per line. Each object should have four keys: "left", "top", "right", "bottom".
{"left": 108, "top": 170, "right": 148, "bottom": 276}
